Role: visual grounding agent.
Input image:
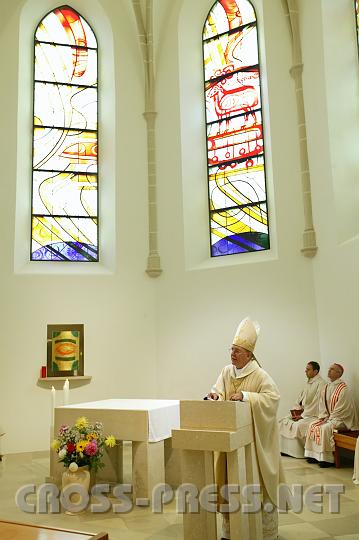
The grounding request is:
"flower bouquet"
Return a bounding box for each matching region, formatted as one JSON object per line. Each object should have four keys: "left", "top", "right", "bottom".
{"left": 51, "top": 416, "right": 116, "bottom": 472}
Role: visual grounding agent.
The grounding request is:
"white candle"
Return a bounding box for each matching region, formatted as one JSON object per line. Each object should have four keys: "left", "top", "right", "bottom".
{"left": 51, "top": 386, "right": 56, "bottom": 426}
{"left": 63, "top": 378, "right": 70, "bottom": 405}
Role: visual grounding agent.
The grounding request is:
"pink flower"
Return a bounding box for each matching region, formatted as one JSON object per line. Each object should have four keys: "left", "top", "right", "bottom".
{"left": 84, "top": 440, "right": 98, "bottom": 456}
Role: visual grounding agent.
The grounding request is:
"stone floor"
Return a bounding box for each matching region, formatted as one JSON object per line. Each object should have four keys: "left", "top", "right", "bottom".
{"left": 0, "top": 446, "right": 359, "bottom": 539}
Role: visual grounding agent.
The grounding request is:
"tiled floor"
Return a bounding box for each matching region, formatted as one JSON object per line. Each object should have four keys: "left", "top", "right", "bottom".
{"left": 0, "top": 448, "right": 359, "bottom": 539}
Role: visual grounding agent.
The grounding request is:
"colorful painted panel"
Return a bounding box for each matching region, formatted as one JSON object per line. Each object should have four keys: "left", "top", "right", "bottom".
{"left": 32, "top": 6, "right": 98, "bottom": 262}
{"left": 52, "top": 330, "right": 80, "bottom": 372}
{"left": 203, "top": 0, "right": 269, "bottom": 257}
{"left": 47, "top": 324, "right": 84, "bottom": 377}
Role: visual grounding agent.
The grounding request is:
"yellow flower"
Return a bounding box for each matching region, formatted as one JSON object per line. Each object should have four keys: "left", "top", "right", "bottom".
{"left": 105, "top": 435, "right": 116, "bottom": 448}
{"left": 76, "top": 440, "right": 87, "bottom": 452}
{"left": 75, "top": 417, "right": 89, "bottom": 429}
{"left": 87, "top": 432, "right": 98, "bottom": 441}
{"left": 51, "top": 439, "right": 60, "bottom": 451}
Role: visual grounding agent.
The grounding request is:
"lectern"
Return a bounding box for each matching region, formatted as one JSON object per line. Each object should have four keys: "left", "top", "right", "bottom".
{"left": 172, "top": 400, "right": 263, "bottom": 540}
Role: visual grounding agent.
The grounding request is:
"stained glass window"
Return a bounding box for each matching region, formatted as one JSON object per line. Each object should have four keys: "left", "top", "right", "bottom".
{"left": 203, "top": 0, "right": 269, "bottom": 257}
{"left": 31, "top": 6, "right": 98, "bottom": 261}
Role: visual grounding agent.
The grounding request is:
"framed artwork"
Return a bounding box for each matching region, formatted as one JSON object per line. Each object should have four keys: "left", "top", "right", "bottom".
{"left": 47, "top": 324, "right": 84, "bottom": 377}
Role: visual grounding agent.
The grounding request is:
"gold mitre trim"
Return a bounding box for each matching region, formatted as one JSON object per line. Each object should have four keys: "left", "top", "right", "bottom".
{"left": 232, "top": 317, "right": 260, "bottom": 352}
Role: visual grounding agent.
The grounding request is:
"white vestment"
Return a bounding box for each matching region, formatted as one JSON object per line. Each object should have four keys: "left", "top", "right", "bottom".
{"left": 304, "top": 379, "right": 359, "bottom": 463}
{"left": 279, "top": 373, "right": 325, "bottom": 458}
{"left": 211, "top": 360, "right": 284, "bottom": 539}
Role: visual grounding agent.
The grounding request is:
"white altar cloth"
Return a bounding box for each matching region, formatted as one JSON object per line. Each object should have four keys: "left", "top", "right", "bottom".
{"left": 59, "top": 399, "right": 180, "bottom": 442}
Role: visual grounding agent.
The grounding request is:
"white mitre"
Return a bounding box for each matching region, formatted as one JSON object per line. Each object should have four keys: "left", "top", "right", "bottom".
{"left": 232, "top": 317, "right": 260, "bottom": 352}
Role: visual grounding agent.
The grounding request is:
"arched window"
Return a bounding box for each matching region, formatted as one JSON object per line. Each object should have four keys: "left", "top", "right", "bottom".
{"left": 31, "top": 6, "right": 98, "bottom": 261}
{"left": 203, "top": 0, "right": 269, "bottom": 257}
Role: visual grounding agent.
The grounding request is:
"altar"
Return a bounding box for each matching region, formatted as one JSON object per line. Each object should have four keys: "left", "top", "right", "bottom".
{"left": 51, "top": 399, "right": 180, "bottom": 502}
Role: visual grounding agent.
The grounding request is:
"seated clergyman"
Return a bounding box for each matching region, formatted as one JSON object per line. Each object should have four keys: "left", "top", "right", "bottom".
{"left": 279, "top": 361, "right": 325, "bottom": 458}
{"left": 304, "top": 363, "right": 359, "bottom": 467}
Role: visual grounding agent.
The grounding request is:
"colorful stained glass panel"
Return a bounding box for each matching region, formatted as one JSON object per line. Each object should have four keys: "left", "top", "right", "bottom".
{"left": 203, "top": 0, "right": 256, "bottom": 40}
{"left": 35, "top": 8, "right": 97, "bottom": 48}
{"left": 203, "top": 0, "right": 269, "bottom": 257}
{"left": 35, "top": 43, "right": 97, "bottom": 86}
{"left": 207, "top": 110, "right": 263, "bottom": 166}
{"left": 34, "top": 83, "right": 97, "bottom": 130}
{"left": 32, "top": 172, "right": 97, "bottom": 216}
{"left": 32, "top": 6, "right": 98, "bottom": 262}
{"left": 33, "top": 128, "right": 97, "bottom": 173}
{"left": 209, "top": 155, "right": 266, "bottom": 210}
{"left": 205, "top": 69, "right": 260, "bottom": 124}
{"left": 203, "top": 25, "right": 258, "bottom": 81}
{"left": 211, "top": 202, "right": 268, "bottom": 256}
{"left": 32, "top": 216, "right": 98, "bottom": 261}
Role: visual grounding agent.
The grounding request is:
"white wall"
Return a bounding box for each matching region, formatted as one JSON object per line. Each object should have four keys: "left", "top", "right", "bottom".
{"left": 301, "top": 0, "right": 359, "bottom": 406}
{"left": 0, "top": 0, "right": 157, "bottom": 453}
{"left": 154, "top": 0, "right": 320, "bottom": 417}
{"left": 2, "top": 0, "right": 356, "bottom": 454}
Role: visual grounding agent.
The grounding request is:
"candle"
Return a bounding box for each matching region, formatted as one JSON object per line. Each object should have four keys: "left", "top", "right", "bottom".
{"left": 51, "top": 386, "right": 56, "bottom": 426}
{"left": 63, "top": 379, "right": 70, "bottom": 406}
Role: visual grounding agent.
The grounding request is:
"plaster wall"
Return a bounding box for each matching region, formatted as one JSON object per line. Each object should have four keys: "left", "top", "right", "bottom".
{"left": 1, "top": 0, "right": 357, "bottom": 454}
{"left": 301, "top": 0, "right": 359, "bottom": 407}
{"left": 154, "top": 0, "right": 320, "bottom": 418}
{"left": 0, "top": 0, "right": 157, "bottom": 453}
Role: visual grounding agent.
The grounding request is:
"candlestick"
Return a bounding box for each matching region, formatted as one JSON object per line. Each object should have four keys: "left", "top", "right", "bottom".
{"left": 51, "top": 386, "right": 56, "bottom": 427}
{"left": 63, "top": 378, "right": 70, "bottom": 405}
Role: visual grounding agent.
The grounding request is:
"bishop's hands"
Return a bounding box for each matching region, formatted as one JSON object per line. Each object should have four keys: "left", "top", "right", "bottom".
{"left": 230, "top": 392, "right": 243, "bottom": 401}
{"left": 205, "top": 392, "right": 244, "bottom": 401}
{"left": 206, "top": 392, "right": 219, "bottom": 400}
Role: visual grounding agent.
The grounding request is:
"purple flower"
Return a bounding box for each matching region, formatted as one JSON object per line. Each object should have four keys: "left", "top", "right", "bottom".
{"left": 59, "top": 425, "right": 70, "bottom": 435}
{"left": 84, "top": 440, "right": 98, "bottom": 456}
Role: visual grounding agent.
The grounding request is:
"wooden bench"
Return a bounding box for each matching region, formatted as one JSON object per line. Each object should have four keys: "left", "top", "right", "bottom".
{"left": 333, "top": 430, "right": 359, "bottom": 468}
{"left": 0, "top": 520, "right": 108, "bottom": 540}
